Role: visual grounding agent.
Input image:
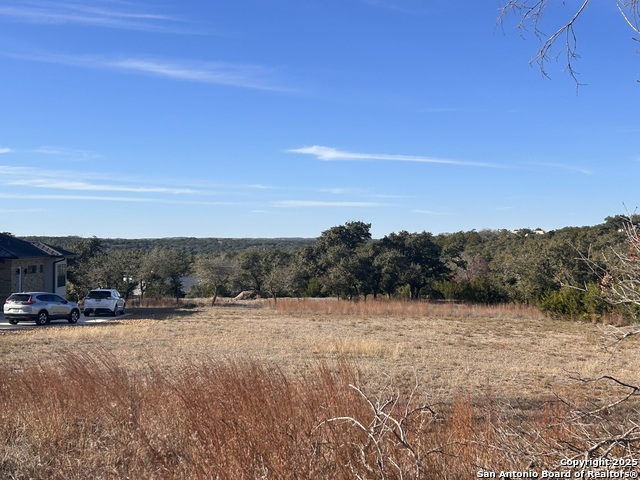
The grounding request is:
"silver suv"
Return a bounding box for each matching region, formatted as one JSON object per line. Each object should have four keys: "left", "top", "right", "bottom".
{"left": 83, "top": 289, "right": 125, "bottom": 316}
{"left": 4, "top": 292, "right": 81, "bottom": 325}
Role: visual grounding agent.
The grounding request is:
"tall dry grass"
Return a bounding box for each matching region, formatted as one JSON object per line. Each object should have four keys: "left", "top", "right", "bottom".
{"left": 269, "top": 297, "right": 548, "bottom": 320}
{"left": 1, "top": 349, "right": 638, "bottom": 479}
{"left": 2, "top": 301, "right": 639, "bottom": 478}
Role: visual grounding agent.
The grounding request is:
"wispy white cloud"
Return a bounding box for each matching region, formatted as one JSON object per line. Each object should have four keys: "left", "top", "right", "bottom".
{"left": 0, "top": 165, "right": 278, "bottom": 201}
{"left": 3, "top": 51, "right": 290, "bottom": 92}
{"left": 419, "top": 106, "right": 492, "bottom": 114}
{"left": 0, "top": 1, "right": 191, "bottom": 34}
{"left": 289, "top": 145, "right": 502, "bottom": 168}
{"left": 107, "top": 58, "right": 282, "bottom": 90}
{"left": 0, "top": 165, "right": 202, "bottom": 195}
{"left": 0, "top": 192, "right": 236, "bottom": 206}
{"left": 274, "top": 200, "right": 386, "bottom": 208}
{"left": 33, "top": 145, "right": 103, "bottom": 160}
{"left": 317, "top": 187, "right": 366, "bottom": 195}
{"left": 8, "top": 178, "right": 199, "bottom": 195}
{"left": 360, "top": 0, "right": 431, "bottom": 14}
{"left": 530, "top": 162, "right": 593, "bottom": 175}
{"left": 413, "top": 209, "right": 449, "bottom": 216}
{"left": 0, "top": 207, "right": 46, "bottom": 213}
{"left": 420, "top": 107, "right": 464, "bottom": 113}
{"left": 0, "top": 146, "right": 99, "bottom": 159}
{"left": 291, "top": 146, "right": 594, "bottom": 175}
{"left": 369, "top": 193, "right": 414, "bottom": 199}
{"left": 0, "top": 165, "right": 43, "bottom": 176}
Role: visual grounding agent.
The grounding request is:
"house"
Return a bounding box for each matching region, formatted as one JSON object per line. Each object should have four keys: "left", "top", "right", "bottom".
{"left": 0, "top": 233, "right": 76, "bottom": 301}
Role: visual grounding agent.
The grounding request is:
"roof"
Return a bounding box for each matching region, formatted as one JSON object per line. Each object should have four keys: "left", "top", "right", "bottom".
{"left": 32, "top": 241, "right": 76, "bottom": 258}
{"left": 0, "top": 234, "right": 75, "bottom": 260}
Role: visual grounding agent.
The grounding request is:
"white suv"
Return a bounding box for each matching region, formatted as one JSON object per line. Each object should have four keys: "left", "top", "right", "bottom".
{"left": 83, "top": 289, "right": 125, "bottom": 317}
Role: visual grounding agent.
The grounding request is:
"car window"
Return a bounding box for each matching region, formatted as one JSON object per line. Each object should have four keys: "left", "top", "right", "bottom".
{"left": 52, "top": 295, "right": 66, "bottom": 303}
{"left": 36, "top": 294, "right": 52, "bottom": 302}
{"left": 8, "top": 294, "right": 31, "bottom": 302}
{"left": 87, "top": 291, "right": 111, "bottom": 299}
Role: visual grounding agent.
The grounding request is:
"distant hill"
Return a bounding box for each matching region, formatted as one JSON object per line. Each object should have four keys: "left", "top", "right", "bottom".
{"left": 20, "top": 214, "right": 638, "bottom": 257}
{"left": 21, "top": 236, "right": 316, "bottom": 255}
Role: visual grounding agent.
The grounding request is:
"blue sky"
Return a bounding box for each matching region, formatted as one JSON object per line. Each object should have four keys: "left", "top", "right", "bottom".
{"left": 1, "top": 1, "right": 639, "bottom": 239}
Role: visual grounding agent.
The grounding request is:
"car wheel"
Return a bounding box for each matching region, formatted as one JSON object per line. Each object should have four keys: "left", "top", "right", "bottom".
{"left": 8, "top": 319, "right": 19, "bottom": 325}
{"left": 68, "top": 309, "right": 80, "bottom": 324}
{"left": 111, "top": 306, "right": 118, "bottom": 317}
{"left": 35, "top": 311, "right": 49, "bottom": 326}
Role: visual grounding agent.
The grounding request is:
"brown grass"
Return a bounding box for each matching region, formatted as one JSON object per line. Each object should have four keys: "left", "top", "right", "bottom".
{"left": 1, "top": 298, "right": 639, "bottom": 478}
{"left": 272, "top": 297, "right": 548, "bottom": 319}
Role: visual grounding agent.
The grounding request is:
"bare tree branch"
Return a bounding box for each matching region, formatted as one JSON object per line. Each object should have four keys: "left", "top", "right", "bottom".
{"left": 500, "top": 0, "right": 640, "bottom": 86}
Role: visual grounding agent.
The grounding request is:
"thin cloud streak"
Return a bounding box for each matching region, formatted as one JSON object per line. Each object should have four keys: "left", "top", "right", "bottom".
{"left": 289, "top": 145, "right": 502, "bottom": 168}
{"left": 0, "top": 165, "right": 203, "bottom": 195}
{"left": 0, "top": 164, "right": 274, "bottom": 198}
{"left": 531, "top": 162, "right": 593, "bottom": 175}
{"left": 0, "top": 2, "right": 190, "bottom": 34}
{"left": 33, "top": 145, "right": 103, "bottom": 159}
{"left": 0, "top": 192, "right": 237, "bottom": 206}
{"left": 413, "top": 209, "right": 450, "bottom": 216}
{"left": 317, "top": 187, "right": 366, "bottom": 195}
{"left": 3, "top": 51, "right": 290, "bottom": 92}
{"left": 108, "top": 58, "right": 279, "bottom": 89}
{"left": 290, "top": 146, "right": 594, "bottom": 175}
{"left": 361, "top": 0, "right": 431, "bottom": 14}
{"left": 0, "top": 146, "right": 101, "bottom": 159}
{"left": 8, "top": 179, "right": 199, "bottom": 195}
{"left": 274, "top": 200, "right": 387, "bottom": 207}
{"left": 0, "top": 207, "right": 46, "bottom": 213}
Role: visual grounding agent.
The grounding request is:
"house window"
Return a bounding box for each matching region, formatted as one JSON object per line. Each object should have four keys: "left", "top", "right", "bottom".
{"left": 57, "top": 264, "right": 67, "bottom": 288}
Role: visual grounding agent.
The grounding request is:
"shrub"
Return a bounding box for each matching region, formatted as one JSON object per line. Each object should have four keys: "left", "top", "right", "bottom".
{"left": 538, "top": 284, "right": 611, "bottom": 320}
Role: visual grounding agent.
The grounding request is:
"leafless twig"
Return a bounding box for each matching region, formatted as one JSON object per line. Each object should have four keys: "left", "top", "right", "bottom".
{"left": 499, "top": 0, "right": 640, "bottom": 86}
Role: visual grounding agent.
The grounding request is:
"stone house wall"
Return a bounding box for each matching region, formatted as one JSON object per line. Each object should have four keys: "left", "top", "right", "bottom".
{"left": 0, "top": 259, "right": 47, "bottom": 301}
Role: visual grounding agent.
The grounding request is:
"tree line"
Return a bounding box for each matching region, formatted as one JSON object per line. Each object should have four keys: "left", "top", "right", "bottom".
{"left": 54, "top": 215, "right": 640, "bottom": 320}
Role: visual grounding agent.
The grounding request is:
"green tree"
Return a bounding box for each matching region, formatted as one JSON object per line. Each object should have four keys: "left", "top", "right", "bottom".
{"left": 314, "top": 221, "right": 373, "bottom": 299}
{"left": 236, "top": 249, "right": 269, "bottom": 293}
{"left": 261, "top": 250, "right": 294, "bottom": 303}
{"left": 82, "top": 249, "right": 142, "bottom": 299}
{"left": 378, "top": 231, "right": 448, "bottom": 299}
{"left": 373, "top": 248, "right": 405, "bottom": 298}
{"left": 489, "top": 231, "right": 556, "bottom": 304}
{"left": 139, "top": 249, "right": 191, "bottom": 302}
{"left": 194, "top": 253, "right": 236, "bottom": 305}
{"left": 288, "top": 245, "right": 321, "bottom": 297}
{"left": 581, "top": 216, "right": 640, "bottom": 320}
{"left": 66, "top": 236, "right": 104, "bottom": 300}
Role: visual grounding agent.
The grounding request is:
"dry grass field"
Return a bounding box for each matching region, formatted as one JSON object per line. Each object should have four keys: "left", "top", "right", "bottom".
{"left": 1, "top": 298, "right": 639, "bottom": 478}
